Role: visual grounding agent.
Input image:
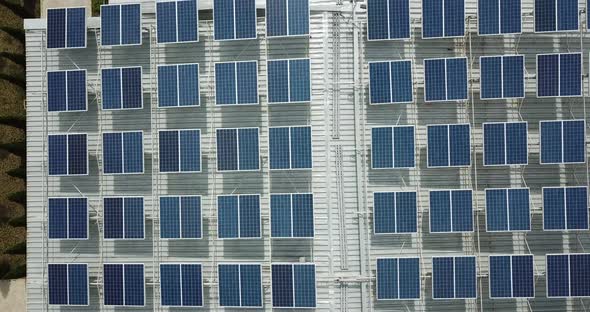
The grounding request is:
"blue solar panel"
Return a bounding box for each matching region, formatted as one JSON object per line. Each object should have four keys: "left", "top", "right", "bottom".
{"left": 547, "top": 254, "right": 590, "bottom": 297}
{"left": 48, "top": 134, "right": 88, "bottom": 176}
{"left": 156, "top": 0, "right": 199, "bottom": 43}
{"left": 369, "top": 60, "right": 413, "bottom": 104}
{"left": 373, "top": 191, "right": 417, "bottom": 234}
{"left": 103, "top": 131, "right": 144, "bottom": 174}
{"left": 371, "top": 126, "right": 415, "bottom": 169}
{"left": 104, "top": 197, "right": 145, "bottom": 239}
{"left": 101, "top": 4, "right": 141, "bottom": 46}
{"left": 102, "top": 67, "right": 143, "bottom": 109}
{"left": 478, "top": 0, "right": 521, "bottom": 35}
{"left": 537, "top": 53, "right": 582, "bottom": 97}
{"left": 161, "top": 196, "right": 202, "bottom": 239}
{"left": 427, "top": 124, "right": 470, "bottom": 167}
{"left": 272, "top": 263, "right": 316, "bottom": 307}
{"left": 367, "top": 0, "right": 410, "bottom": 40}
{"left": 218, "top": 195, "right": 260, "bottom": 239}
{"left": 270, "top": 193, "right": 314, "bottom": 238}
{"left": 214, "top": 0, "right": 256, "bottom": 40}
{"left": 47, "top": 8, "right": 86, "bottom": 49}
{"left": 215, "top": 61, "right": 258, "bottom": 105}
{"left": 433, "top": 256, "right": 477, "bottom": 299}
{"left": 480, "top": 55, "right": 524, "bottom": 99}
{"left": 267, "top": 0, "right": 309, "bottom": 37}
{"left": 422, "top": 0, "right": 464, "bottom": 38}
{"left": 161, "top": 264, "right": 203, "bottom": 307}
{"left": 159, "top": 129, "right": 201, "bottom": 173}
{"left": 219, "top": 264, "right": 262, "bottom": 307}
{"left": 269, "top": 126, "right": 312, "bottom": 170}
{"left": 104, "top": 264, "right": 145, "bottom": 306}
{"left": 483, "top": 122, "right": 527, "bottom": 166}
{"left": 267, "top": 58, "right": 311, "bottom": 103}
{"left": 376, "top": 258, "right": 420, "bottom": 300}
{"left": 430, "top": 190, "right": 473, "bottom": 233}
{"left": 158, "top": 63, "right": 200, "bottom": 107}
{"left": 489, "top": 255, "right": 534, "bottom": 298}
{"left": 486, "top": 188, "right": 530, "bottom": 232}
{"left": 47, "top": 69, "right": 87, "bottom": 112}
{"left": 216, "top": 128, "right": 259, "bottom": 171}
{"left": 424, "top": 57, "right": 467, "bottom": 102}
{"left": 535, "top": 0, "right": 578, "bottom": 32}
{"left": 48, "top": 263, "right": 88, "bottom": 306}
{"left": 543, "top": 187, "right": 588, "bottom": 231}
{"left": 540, "top": 120, "right": 585, "bottom": 164}
{"left": 48, "top": 197, "right": 88, "bottom": 239}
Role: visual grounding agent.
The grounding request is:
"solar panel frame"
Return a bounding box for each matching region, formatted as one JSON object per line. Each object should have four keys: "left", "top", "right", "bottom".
{"left": 271, "top": 263, "right": 317, "bottom": 308}
{"left": 269, "top": 125, "right": 313, "bottom": 170}
{"left": 160, "top": 263, "right": 204, "bottom": 307}
{"left": 214, "top": 60, "right": 259, "bottom": 106}
{"left": 156, "top": 0, "right": 200, "bottom": 44}
{"left": 488, "top": 254, "right": 535, "bottom": 299}
{"left": 372, "top": 191, "right": 418, "bottom": 235}
{"left": 159, "top": 195, "right": 203, "bottom": 239}
{"left": 102, "top": 130, "right": 145, "bottom": 175}
{"left": 48, "top": 197, "right": 89, "bottom": 240}
{"left": 101, "top": 66, "right": 144, "bottom": 110}
{"left": 267, "top": 58, "right": 312, "bottom": 104}
{"left": 542, "top": 186, "right": 589, "bottom": 231}
{"left": 484, "top": 188, "right": 531, "bottom": 232}
{"left": 546, "top": 253, "right": 590, "bottom": 298}
{"left": 213, "top": 0, "right": 257, "bottom": 41}
{"left": 100, "top": 3, "right": 143, "bottom": 47}
{"left": 421, "top": 0, "right": 466, "bottom": 39}
{"left": 47, "top": 69, "right": 88, "bottom": 112}
{"left": 270, "top": 193, "right": 315, "bottom": 239}
{"left": 368, "top": 60, "right": 414, "bottom": 105}
{"left": 47, "top": 133, "right": 89, "bottom": 176}
{"left": 479, "top": 55, "right": 526, "bottom": 100}
{"left": 103, "top": 196, "right": 145, "bottom": 240}
{"left": 536, "top": 52, "right": 583, "bottom": 98}
{"left": 157, "top": 63, "right": 200, "bottom": 108}
{"left": 47, "top": 263, "right": 89, "bottom": 306}
{"left": 366, "top": 0, "right": 411, "bottom": 41}
{"left": 217, "top": 194, "right": 262, "bottom": 239}
{"left": 429, "top": 189, "right": 474, "bottom": 233}
{"left": 482, "top": 121, "right": 529, "bottom": 166}
{"left": 539, "top": 120, "right": 586, "bottom": 165}
{"left": 46, "top": 7, "right": 87, "bottom": 49}
{"left": 477, "top": 0, "right": 522, "bottom": 36}
{"left": 375, "top": 257, "right": 421, "bottom": 300}
{"left": 431, "top": 255, "right": 477, "bottom": 300}
{"left": 534, "top": 0, "right": 579, "bottom": 33}
{"left": 424, "top": 57, "right": 468, "bottom": 102}
{"left": 266, "top": 0, "right": 310, "bottom": 38}
{"left": 217, "top": 263, "right": 264, "bottom": 307}
{"left": 103, "top": 263, "right": 146, "bottom": 306}
{"left": 426, "top": 123, "right": 471, "bottom": 168}
{"left": 370, "top": 125, "right": 416, "bottom": 169}
{"left": 158, "top": 129, "right": 202, "bottom": 173}
{"left": 216, "top": 127, "right": 260, "bottom": 172}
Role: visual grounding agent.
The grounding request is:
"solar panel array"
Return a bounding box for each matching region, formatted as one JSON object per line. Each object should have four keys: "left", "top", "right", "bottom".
{"left": 369, "top": 60, "right": 413, "bottom": 104}
{"left": 47, "top": 69, "right": 87, "bottom": 112}
{"left": 48, "top": 264, "right": 88, "bottom": 305}
{"left": 218, "top": 263, "right": 263, "bottom": 307}
{"left": 269, "top": 126, "right": 313, "bottom": 170}
{"left": 266, "top": 0, "right": 309, "bottom": 37}
{"left": 160, "top": 196, "right": 202, "bottom": 239}
{"left": 160, "top": 263, "right": 203, "bottom": 306}
{"left": 376, "top": 257, "right": 420, "bottom": 300}
{"left": 485, "top": 188, "right": 531, "bottom": 232}
{"left": 270, "top": 193, "right": 314, "bottom": 238}
{"left": 217, "top": 194, "right": 261, "bottom": 239}
{"left": 271, "top": 263, "right": 316, "bottom": 307}
{"left": 373, "top": 192, "right": 417, "bottom": 234}
{"left": 159, "top": 129, "right": 201, "bottom": 173}
{"left": 489, "top": 255, "right": 534, "bottom": 298}
{"left": 47, "top": 7, "right": 86, "bottom": 49}
{"left": 103, "top": 263, "right": 145, "bottom": 306}
{"left": 48, "top": 197, "right": 88, "bottom": 240}
{"left": 157, "top": 63, "right": 200, "bottom": 107}
{"left": 156, "top": 0, "right": 199, "bottom": 44}
{"left": 103, "top": 197, "right": 145, "bottom": 239}
{"left": 371, "top": 126, "right": 415, "bottom": 169}
{"left": 213, "top": 0, "right": 257, "bottom": 40}
{"left": 483, "top": 122, "right": 528, "bottom": 166}
{"left": 432, "top": 256, "right": 477, "bottom": 299}
{"left": 100, "top": 3, "right": 141, "bottom": 46}
{"left": 47, "top": 133, "right": 88, "bottom": 176}
{"left": 547, "top": 254, "right": 590, "bottom": 297}
{"left": 267, "top": 58, "right": 311, "bottom": 103}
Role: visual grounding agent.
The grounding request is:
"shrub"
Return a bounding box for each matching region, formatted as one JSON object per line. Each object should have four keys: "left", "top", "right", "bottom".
{"left": 4, "top": 241, "right": 25, "bottom": 255}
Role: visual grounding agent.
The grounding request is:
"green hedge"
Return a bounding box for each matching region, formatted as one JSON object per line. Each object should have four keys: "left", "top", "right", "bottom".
{"left": 3, "top": 263, "right": 25, "bottom": 279}
{"left": 4, "top": 241, "right": 25, "bottom": 255}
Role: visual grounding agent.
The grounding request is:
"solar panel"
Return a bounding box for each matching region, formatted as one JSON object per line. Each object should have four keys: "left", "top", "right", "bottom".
{"left": 102, "top": 67, "right": 143, "bottom": 109}
{"left": 48, "top": 133, "right": 88, "bottom": 176}
{"left": 267, "top": 58, "right": 311, "bottom": 103}
{"left": 427, "top": 124, "right": 470, "bottom": 167}
{"left": 547, "top": 254, "right": 590, "bottom": 297}
{"left": 485, "top": 188, "right": 530, "bottom": 232}
{"left": 103, "top": 197, "right": 145, "bottom": 239}
{"left": 47, "top": 69, "right": 87, "bottom": 112}
{"left": 270, "top": 193, "right": 314, "bottom": 238}
{"left": 422, "top": 0, "right": 464, "bottom": 38}
{"left": 424, "top": 57, "right": 468, "bottom": 102}
{"left": 489, "top": 255, "right": 534, "bottom": 298}
{"left": 367, "top": 0, "right": 410, "bottom": 40}
{"left": 215, "top": 61, "right": 258, "bottom": 105}
{"left": 430, "top": 190, "right": 473, "bottom": 233}
{"left": 269, "top": 126, "right": 312, "bottom": 170}
{"left": 478, "top": 0, "right": 521, "bottom": 35}
{"left": 369, "top": 60, "right": 413, "bottom": 104}
{"left": 156, "top": 0, "right": 199, "bottom": 43}
{"left": 373, "top": 191, "right": 417, "bottom": 234}
{"left": 218, "top": 264, "right": 263, "bottom": 307}
{"left": 159, "top": 129, "right": 201, "bottom": 173}
{"left": 218, "top": 194, "right": 261, "bottom": 239}
{"left": 160, "top": 196, "right": 202, "bottom": 239}
{"left": 101, "top": 4, "right": 141, "bottom": 46}
{"left": 158, "top": 63, "right": 200, "bottom": 107}
{"left": 267, "top": 0, "right": 309, "bottom": 37}
{"left": 48, "top": 263, "right": 89, "bottom": 306}
{"left": 272, "top": 263, "right": 316, "bottom": 307}
{"left": 104, "top": 263, "right": 145, "bottom": 306}
{"left": 216, "top": 128, "right": 260, "bottom": 171}
{"left": 535, "top": 0, "right": 578, "bottom": 32}
{"left": 432, "top": 256, "right": 476, "bottom": 299}
{"left": 371, "top": 126, "right": 415, "bottom": 169}
{"left": 540, "top": 120, "right": 585, "bottom": 164}
{"left": 103, "top": 131, "right": 144, "bottom": 174}
{"left": 47, "top": 7, "right": 86, "bottom": 49}
{"left": 543, "top": 186, "right": 588, "bottom": 231}
{"left": 48, "top": 197, "right": 88, "bottom": 239}
{"left": 483, "top": 122, "right": 527, "bottom": 166}
{"left": 480, "top": 55, "right": 525, "bottom": 99}
{"left": 537, "top": 53, "right": 582, "bottom": 97}
{"left": 213, "top": 0, "right": 257, "bottom": 40}
{"left": 376, "top": 257, "right": 420, "bottom": 300}
{"left": 160, "top": 263, "right": 203, "bottom": 307}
